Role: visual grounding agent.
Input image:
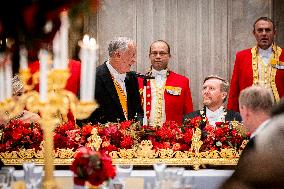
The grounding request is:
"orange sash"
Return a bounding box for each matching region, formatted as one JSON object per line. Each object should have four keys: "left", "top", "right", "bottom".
{"left": 113, "top": 79, "right": 128, "bottom": 119}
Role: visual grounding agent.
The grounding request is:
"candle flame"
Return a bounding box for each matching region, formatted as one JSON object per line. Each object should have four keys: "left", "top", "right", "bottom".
{"left": 83, "top": 35, "right": 90, "bottom": 45}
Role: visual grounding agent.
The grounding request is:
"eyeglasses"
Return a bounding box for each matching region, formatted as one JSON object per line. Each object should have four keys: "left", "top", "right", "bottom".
{"left": 150, "top": 51, "right": 169, "bottom": 57}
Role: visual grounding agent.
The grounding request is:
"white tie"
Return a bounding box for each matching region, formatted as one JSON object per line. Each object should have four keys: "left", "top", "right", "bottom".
{"left": 152, "top": 69, "right": 167, "bottom": 88}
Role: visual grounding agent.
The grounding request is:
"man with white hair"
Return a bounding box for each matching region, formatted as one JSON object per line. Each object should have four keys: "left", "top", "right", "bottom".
{"left": 87, "top": 37, "right": 143, "bottom": 124}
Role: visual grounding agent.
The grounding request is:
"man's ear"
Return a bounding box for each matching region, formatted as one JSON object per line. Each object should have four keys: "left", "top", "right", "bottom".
{"left": 241, "top": 106, "right": 250, "bottom": 117}
{"left": 273, "top": 29, "right": 277, "bottom": 37}
{"left": 113, "top": 51, "right": 121, "bottom": 59}
{"left": 222, "top": 92, "right": 227, "bottom": 101}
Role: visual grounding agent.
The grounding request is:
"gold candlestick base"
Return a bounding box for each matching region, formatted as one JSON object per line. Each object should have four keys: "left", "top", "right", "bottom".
{"left": 40, "top": 110, "right": 60, "bottom": 189}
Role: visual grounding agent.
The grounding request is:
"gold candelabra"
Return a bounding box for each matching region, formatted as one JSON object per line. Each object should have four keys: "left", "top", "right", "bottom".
{"left": 0, "top": 68, "right": 98, "bottom": 189}
{"left": 16, "top": 69, "right": 98, "bottom": 120}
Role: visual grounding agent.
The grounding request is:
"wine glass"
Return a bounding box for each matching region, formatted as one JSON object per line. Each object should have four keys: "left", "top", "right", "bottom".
{"left": 153, "top": 162, "right": 166, "bottom": 188}
{"left": 183, "top": 174, "right": 196, "bottom": 189}
{"left": 23, "top": 162, "right": 35, "bottom": 189}
{"left": 1, "top": 166, "right": 15, "bottom": 188}
{"left": 0, "top": 170, "right": 9, "bottom": 189}
{"left": 30, "top": 166, "right": 43, "bottom": 189}
{"left": 113, "top": 164, "right": 133, "bottom": 189}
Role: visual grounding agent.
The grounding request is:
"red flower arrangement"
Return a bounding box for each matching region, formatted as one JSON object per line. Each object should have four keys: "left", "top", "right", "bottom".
{"left": 54, "top": 110, "right": 82, "bottom": 149}
{"left": 0, "top": 116, "right": 249, "bottom": 156}
{"left": 0, "top": 119, "right": 43, "bottom": 152}
{"left": 201, "top": 121, "right": 250, "bottom": 152}
{"left": 97, "top": 121, "right": 141, "bottom": 152}
{"left": 143, "top": 121, "right": 187, "bottom": 151}
{"left": 70, "top": 147, "right": 116, "bottom": 186}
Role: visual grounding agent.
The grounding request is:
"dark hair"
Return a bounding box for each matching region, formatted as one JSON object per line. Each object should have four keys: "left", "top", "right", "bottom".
{"left": 149, "top": 40, "right": 171, "bottom": 55}
{"left": 253, "top": 17, "right": 276, "bottom": 32}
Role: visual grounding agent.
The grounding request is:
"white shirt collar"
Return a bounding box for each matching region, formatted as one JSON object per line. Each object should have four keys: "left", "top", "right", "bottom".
{"left": 258, "top": 45, "right": 272, "bottom": 58}
{"left": 106, "top": 60, "right": 126, "bottom": 82}
{"left": 206, "top": 106, "right": 225, "bottom": 126}
{"left": 151, "top": 69, "right": 167, "bottom": 78}
{"left": 250, "top": 119, "right": 270, "bottom": 139}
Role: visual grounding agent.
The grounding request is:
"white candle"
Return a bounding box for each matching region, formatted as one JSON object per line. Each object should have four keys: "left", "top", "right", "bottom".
{"left": 4, "top": 54, "right": 12, "bottom": 99}
{"left": 87, "top": 37, "right": 97, "bottom": 101}
{"left": 19, "top": 47, "right": 28, "bottom": 70}
{"left": 52, "top": 32, "right": 61, "bottom": 69}
{"left": 79, "top": 35, "right": 89, "bottom": 102}
{"left": 59, "top": 10, "right": 69, "bottom": 69}
{"left": 0, "top": 61, "right": 5, "bottom": 101}
{"left": 39, "top": 49, "right": 48, "bottom": 102}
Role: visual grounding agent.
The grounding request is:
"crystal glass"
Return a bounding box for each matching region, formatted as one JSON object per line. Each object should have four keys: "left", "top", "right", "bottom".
{"left": 113, "top": 165, "right": 133, "bottom": 189}
{"left": 23, "top": 162, "right": 35, "bottom": 189}
{"left": 183, "top": 174, "right": 196, "bottom": 189}
{"left": 153, "top": 162, "right": 167, "bottom": 189}
{"left": 162, "top": 167, "right": 184, "bottom": 189}
{"left": 1, "top": 166, "right": 15, "bottom": 188}
{"left": 30, "top": 166, "right": 43, "bottom": 189}
{"left": 0, "top": 169, "right": 9, "bottom": 189}
{"left": 153, "top": 163, "right": 166, "bottom": 182}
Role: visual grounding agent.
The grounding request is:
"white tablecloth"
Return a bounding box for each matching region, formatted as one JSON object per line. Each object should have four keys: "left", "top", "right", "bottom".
{"left": 13, "top": 169, "right": 233, "bottom": 189}
{"left": 127, "top": 169, "right": 233, "bottom": 189}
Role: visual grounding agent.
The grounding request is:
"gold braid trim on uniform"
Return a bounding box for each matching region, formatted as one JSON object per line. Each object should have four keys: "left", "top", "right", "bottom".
{"left": 251, "top": 44, "right": 281, "bottom": 102}
{"left": 151, "top": 79, "right": 165, "bottom": 127}
{"left": 271, "top": 45, "right": 281, "bottom": 102}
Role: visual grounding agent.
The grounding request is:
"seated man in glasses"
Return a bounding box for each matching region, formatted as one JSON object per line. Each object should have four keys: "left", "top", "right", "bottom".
{"left": 138, "top": 40, "right": 193, "bottom": 126}
{"left": 183, "top": 75, "right": 242, "bottom": 129}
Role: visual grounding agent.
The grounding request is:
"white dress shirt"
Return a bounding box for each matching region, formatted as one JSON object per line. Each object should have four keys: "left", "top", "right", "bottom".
{"left": 151, "top": 69, "right": 167, "bottom": 87}
{"left": 106, "top": 61, "right": 127, "bottom": 95}
{"left": 259, "top": 46, "right": 272, "bottom": 65}
{"left": 206, "top": 106, "right": 225, "bottom": 126}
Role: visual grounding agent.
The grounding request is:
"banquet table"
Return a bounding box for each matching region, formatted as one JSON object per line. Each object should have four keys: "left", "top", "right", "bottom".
{"left": 12, "top": 169, "right": 234, "bottom": 189}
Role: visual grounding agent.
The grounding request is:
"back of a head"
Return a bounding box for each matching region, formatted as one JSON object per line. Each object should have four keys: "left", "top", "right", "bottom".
{"left": 239, "top": 85, "right": 274, "bottom": 114}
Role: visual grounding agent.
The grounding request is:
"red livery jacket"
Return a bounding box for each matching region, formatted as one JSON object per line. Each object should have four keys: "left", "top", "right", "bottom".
{"left": 228, "top": 46, "right": 284, "bottom": 112}
{"left": 138, "top": 71, "right": 193, "bottom": 125}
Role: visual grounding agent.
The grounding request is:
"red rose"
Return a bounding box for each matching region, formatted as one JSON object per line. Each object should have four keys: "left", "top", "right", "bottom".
{"left": 182, "top": 130, "right": 193, "bottom": 143}
{"left": 120, "top": 136, "right": 134, "bottom": 149}
{"left": 120, "top": 120, "right": 133, "bottom": 130}
{"left": 71, "top": 147, "right": 116, "bottom": 186}
{"left": 82, "top": 125, "right": 95, "bottom": 136}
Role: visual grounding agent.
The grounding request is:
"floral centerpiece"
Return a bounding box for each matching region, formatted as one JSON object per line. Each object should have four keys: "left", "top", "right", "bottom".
{"left": 70, "top": 147, "right": 116, "bottom": 188}
{"left": 0, "top": 119, "right": 43, "bottom": 152}
{"left": 0, "top": 117, "right": 249, "bottom": 154}
{"left": 0, "top": 115, "right": 250, "bottom": 168}
{"left": 201, "top": 121, "right": 250, "bottom": 152}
